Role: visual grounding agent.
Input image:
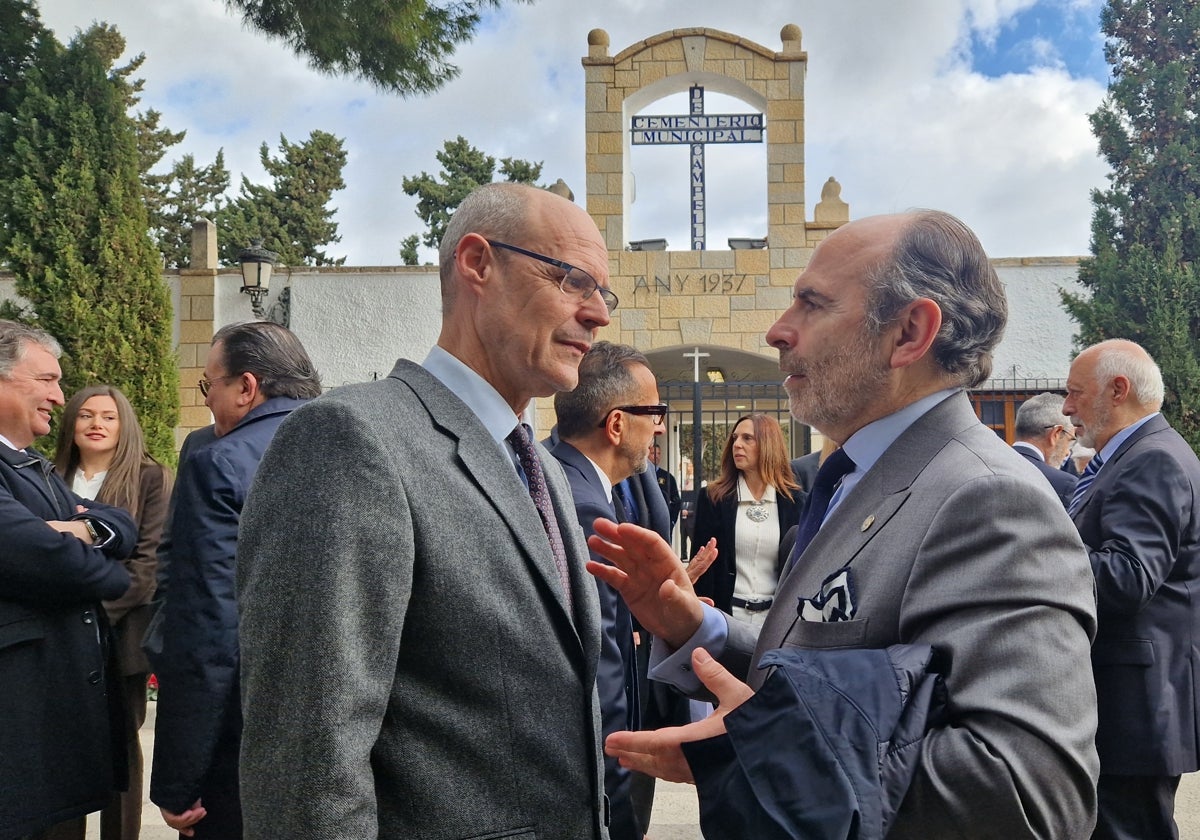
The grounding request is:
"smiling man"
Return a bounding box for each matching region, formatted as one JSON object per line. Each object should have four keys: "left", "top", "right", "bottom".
{"left": 588, "top": 211, "right": 1101, "bottom": 838}
{"left": 0, "top": 320, "right": 137, "bottom": 840}
{"left": 237, "top": 183, "right": 616, "bottom": 839}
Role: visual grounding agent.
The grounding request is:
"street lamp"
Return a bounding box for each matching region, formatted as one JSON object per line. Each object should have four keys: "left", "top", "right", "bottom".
{"left": 237, "top": 239, "right": 278, "bottom": 319}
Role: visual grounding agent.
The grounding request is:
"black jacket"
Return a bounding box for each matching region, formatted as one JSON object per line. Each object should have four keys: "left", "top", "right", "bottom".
{"left": 0, "top": 444, "right": 137, "bottom": 839}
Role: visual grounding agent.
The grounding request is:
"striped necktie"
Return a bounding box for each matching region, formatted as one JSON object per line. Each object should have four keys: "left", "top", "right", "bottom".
{"left": 1067, "top": 453, "right": 1104, "bottom": 516}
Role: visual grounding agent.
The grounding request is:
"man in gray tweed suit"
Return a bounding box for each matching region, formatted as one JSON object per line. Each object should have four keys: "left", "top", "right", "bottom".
{"left": 236, "top": 183, "right": 618, "bottom": 839}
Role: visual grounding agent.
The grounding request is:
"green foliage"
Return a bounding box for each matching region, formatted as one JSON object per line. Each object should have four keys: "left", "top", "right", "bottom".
{"left": 400, "top": 234, "right": 421, "bottom": 266}
{"left": 216, "top": 130, "right": 347, "bottom": 267}
{"left": 402, "top": 135, "right": 543, "bottom": 250}
{"left": 152, "top": 152, "right": 231, "bottom": 268}
{"left": 223, "top": 0, "right": 528, "bottom": 95}
{"left": 1064, "top": 0, "right": 1200, "bottom": 449}
{"left": 0, "top": 19, "right": 179, "bottom": 463}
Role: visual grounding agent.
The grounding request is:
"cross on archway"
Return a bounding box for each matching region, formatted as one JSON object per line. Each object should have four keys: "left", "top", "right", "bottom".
{"left": 630, "top": 85, "right": 764, "bottom": 250}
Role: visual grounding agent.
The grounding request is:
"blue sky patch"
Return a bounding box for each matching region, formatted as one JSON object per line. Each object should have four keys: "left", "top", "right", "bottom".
{"left": 969, "top": 1, "right": 1108, "bottom": 82}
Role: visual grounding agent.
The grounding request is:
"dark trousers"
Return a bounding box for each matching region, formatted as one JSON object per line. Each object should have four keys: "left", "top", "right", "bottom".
{"left": 1093, "top": 773, "right": 1181, "bottom": 840}
{"left": 99, "top": 673, "right": 149, "bottom": 840}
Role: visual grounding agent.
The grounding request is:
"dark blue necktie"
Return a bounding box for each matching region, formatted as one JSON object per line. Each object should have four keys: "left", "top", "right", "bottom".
{"left": 1067, "top": 453, "right": 1104, "bottom": 516}
{"left": 786, "top": 448, "right": 856, "bottom": 571}
{"left": 614, "top": 479, "right": 639, "bottom": 525}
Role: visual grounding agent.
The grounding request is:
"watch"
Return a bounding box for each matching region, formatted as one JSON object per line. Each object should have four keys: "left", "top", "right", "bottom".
{"left": 82, "top": 518, "right": 100, "bottom": 543}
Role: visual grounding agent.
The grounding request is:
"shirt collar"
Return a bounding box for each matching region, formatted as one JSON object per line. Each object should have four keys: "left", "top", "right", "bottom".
{"left": 829, "top": 388, "right": 961, "bottom": 515}
{"left": 422, "top": 345, "right": 523, "bottom": 446}
{"left": 0, "top": 433, "right": 20, "bottom": 451}
{"left": 1097, "top": 412, "right": 1159, "bottom": 464}
{"left": 1012, "top": 440, "right": 1045, "bottom": 462}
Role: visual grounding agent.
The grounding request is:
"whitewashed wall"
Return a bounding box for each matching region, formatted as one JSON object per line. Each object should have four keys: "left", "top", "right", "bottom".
{"left": 989, "top": 258, "right": 1084, "bottom": 383}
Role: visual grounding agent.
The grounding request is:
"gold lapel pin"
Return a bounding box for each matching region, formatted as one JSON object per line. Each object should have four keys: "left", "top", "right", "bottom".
{"left": 861, "top": 514, "right": 875, "bottom": 532}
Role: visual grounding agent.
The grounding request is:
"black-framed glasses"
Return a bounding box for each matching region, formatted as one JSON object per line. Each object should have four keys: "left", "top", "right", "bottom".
{"left": 198, "top": 375, "right": 236, "bottom": 397}
{"left": 598, "top": 404, "right": 669, "bottom": 427}
{"left": 1044, "top": 423, "right": 1076, "bottom": 441}
{"left": 487, "top": 240, "right": 618, "bottom": 313}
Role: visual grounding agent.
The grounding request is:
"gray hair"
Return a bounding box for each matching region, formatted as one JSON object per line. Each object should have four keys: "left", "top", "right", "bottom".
{"left": 1092, "top": 339, "right": 1164, "bottom": 410}
{"left": 212, "top": 321, "right": 322, "bottom": 399}
{"left": 437, "top": 183, "right": 536, "bottom": 306}
{"left": 863, "top": 210, "right": 1007, "bottom": 387}
{"left": 554, "top": 341, "right": 649, "bottom": 439}
{"left": 1014, "top": 392, "right": 1069, "bottom": 439}
{"left": 0, "top": 320, "right": 62, "bottom": 378}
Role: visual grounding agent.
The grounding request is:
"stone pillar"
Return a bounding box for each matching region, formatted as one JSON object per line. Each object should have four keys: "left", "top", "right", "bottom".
{"left": 176, "top": 219, "right": 218, "bottom": 445}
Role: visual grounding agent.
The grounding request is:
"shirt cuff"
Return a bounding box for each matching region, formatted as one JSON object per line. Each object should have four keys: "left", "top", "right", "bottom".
{"left": 648, "top": 604, "right": 729, "bottom": 694}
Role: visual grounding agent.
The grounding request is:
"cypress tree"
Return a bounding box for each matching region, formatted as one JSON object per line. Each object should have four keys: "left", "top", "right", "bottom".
{"left": 0, "top": 21, "right": 179, "bottom": 462}
{"left": 1063, "top": 0, "right": 1200, "bottom": 447}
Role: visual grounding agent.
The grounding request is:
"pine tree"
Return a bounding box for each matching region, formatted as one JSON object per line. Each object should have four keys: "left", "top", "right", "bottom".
{"left": 0, "top": 20, "right": 179, "bottom": 462}
{"left": 1063, "top": 0, "right": 1200, "bottom": 447}
{"left": 153, "top": 152, "right": 231, "bottom": 268}
{"left": 224, "top": 0, "right": 526, "bottom": 95}
{"left": 217, "top": 130, "right": 347, "bottom": 266}
{"left": 401, "top": 135, "right": 543, "bottom": 250}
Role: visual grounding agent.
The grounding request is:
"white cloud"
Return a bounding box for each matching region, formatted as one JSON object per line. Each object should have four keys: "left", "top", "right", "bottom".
{"left": 35, "top": 0, "right": 1109, "bottom": 263}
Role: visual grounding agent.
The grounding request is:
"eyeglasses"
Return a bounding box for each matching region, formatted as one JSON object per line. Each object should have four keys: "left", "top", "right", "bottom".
{"left": 1044, "top": 423, "right": 1076, "bottom": 441}
{"left": 198, "top": 375, "right": 236, "bottom": 397}
{"left": 487, "top": 240, "right": 619, "bottom": 313}
{"left": 598, "top": 404, "right": 669, "bottom": 427}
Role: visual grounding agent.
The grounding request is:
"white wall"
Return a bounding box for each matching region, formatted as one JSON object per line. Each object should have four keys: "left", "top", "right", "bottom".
{"left": 990, "top": 259, "right": 1084, "bottom": 383}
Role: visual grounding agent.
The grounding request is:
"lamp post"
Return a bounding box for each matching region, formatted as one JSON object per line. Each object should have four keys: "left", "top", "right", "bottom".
{"left": 237, "top": 239, "right": 278, "bottom": 319}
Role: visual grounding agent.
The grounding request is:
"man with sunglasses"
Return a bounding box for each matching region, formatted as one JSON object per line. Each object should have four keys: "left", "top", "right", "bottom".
{"left": 549, "top": 341, "right": 670, "bottom": 840}
{"left": 238, "top": 183, "right": 617, "bottom": 839}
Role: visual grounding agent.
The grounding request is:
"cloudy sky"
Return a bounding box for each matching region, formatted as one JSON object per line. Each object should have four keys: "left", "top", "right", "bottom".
{"left": 37, "top": 0, "right": 1112, "bottom": 265}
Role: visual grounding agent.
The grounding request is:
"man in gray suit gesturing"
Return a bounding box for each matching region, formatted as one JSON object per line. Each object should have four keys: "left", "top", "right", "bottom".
{"left": 589, "top": 211, "right": 1100, "bottom": 838}
{"left": 236, "top": 183, "right": 617, "bottom": 839}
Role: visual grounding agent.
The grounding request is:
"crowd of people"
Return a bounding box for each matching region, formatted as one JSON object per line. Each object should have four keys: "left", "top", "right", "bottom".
{"left": 2, "top": 181, "right": 1199, "bottom": 840}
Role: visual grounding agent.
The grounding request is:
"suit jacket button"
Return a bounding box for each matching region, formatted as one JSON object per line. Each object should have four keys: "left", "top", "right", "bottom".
{"left": 82, "top": 611, "right": 95, "bottom": 625}
{"left": 88, "top": 670, "right": 101, "bottom": 685}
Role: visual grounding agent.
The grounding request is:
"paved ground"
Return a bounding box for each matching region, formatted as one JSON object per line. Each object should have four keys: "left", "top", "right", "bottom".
{"left": 88, "top": 704, "right": 1200, "bottom": 839}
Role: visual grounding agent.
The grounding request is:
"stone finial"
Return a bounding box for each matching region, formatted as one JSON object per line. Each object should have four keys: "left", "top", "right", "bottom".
{"left": 546, "top": 178, "right": 575, "bottom": 202}
{"left": 780, "top": 23, "right": 803, "bottom": 54}
{"left": 190, "top": 218, "right": 217, "bottom": 270}
{"left": 588, "top": 29, "right": 610, "bottom": 58}
{"left": 814, "top": 177, "right": 850, "bottom": 224}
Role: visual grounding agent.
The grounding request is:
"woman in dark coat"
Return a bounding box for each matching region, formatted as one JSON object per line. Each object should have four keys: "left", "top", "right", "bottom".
{"left": 691, "top": 414, "right": 803, "bottom": 624}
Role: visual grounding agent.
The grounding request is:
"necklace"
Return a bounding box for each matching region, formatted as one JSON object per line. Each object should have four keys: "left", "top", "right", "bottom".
{"left": 745, "top": 499, "right": 769, "bottom": 522}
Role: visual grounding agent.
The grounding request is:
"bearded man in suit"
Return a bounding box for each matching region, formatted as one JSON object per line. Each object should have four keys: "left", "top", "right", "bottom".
{"left": 237, "top": 183, "right": 616, "bottom": 839}
{"left": 1012, "top": 391, "right": 1078, "bottom": 507}
{"left": 588, "top": 211, "right": 1100, "bottom": 838}
{"left": 1063, "top": 339, "right": 1200, "bottom": 840}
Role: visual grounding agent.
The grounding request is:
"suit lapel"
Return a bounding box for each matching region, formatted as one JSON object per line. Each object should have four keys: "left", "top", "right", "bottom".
{"left": 389, "top": 362, "right": 584, "bottom": 643}
{"left": 1072, "top": 413, "right": 1168, "bottom": 518}
{"left": 766, "top": 393, "right": 977, "bottom": 644}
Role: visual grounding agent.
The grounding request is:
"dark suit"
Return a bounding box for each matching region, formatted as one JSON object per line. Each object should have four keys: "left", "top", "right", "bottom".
{"left": 1013, "top": 441, "right": 1077, "bottom": 508}
{"left": 0, "top": 445, "right": 136, "bottom": 840}
{"left": 550, "top": 440, "right": 642, "bottom": 840}
{"left": 654, "top": 466, "right": 681, "bottom": 528}
{"left": 790, "top": 450, "right": 821, "bottom": 493}
{"left": 690, "top": 488, "right": 802, "bottom": 614}
{"left": 1070, "top": 414, "right": 1200, "bottom": 838}
{"left": 237, "top": 361, "right": 606, "bottom": 839}
{"left": 708, "top": 393, "right": 1099, "bottom": 837}
{"left": 151, "top": 397, "right": 308, "bottom": 838}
